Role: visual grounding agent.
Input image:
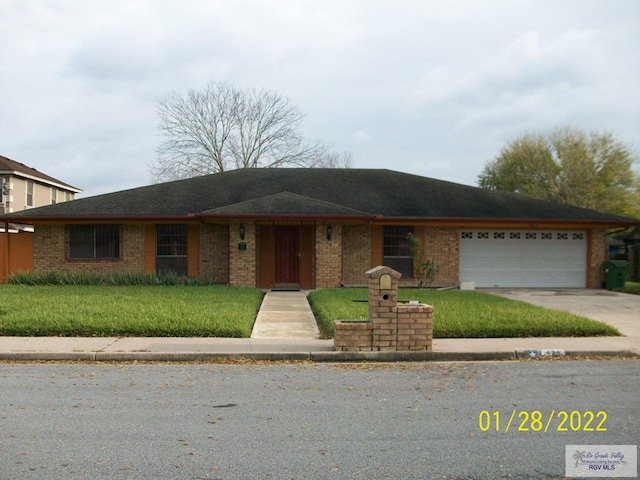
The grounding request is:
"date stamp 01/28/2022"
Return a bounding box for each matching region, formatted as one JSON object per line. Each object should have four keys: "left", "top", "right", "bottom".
{"left": 477, "top": 410, "right": 637, "bottom": 477}
{"left": 477, "top": 410, "right": 608, "bottom": 433}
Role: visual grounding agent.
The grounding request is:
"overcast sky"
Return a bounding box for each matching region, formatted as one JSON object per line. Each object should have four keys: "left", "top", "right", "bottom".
{"left": 1, "top": 0, "right": 639, "bottom": 198}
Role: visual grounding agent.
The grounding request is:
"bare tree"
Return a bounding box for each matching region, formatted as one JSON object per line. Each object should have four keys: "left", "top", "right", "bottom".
{"left": 151, "top": 81, "right": 349, "bottom": 181}
{"left": 312, "top": 150, "right": 354, "bottom": 168}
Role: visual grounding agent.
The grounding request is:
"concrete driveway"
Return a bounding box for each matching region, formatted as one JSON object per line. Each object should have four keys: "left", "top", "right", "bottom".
{"left": 486, "top": 289, "right": 640, "bottom": 337}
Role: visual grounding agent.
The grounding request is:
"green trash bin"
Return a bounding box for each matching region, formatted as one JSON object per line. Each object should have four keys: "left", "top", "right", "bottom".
{"left": 603, "top": 260, "right": 628, "bottom": 290}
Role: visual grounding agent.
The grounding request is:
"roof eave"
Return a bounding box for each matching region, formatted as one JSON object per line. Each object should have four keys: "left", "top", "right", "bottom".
{"left": 3, "top": 214, "right": 637, "bottom": 227}
{"left": 1, "top": 170, "right": 83, "bottom": 193}
{"left": 0, "top": 214, "right": 201, "bottom": 224}
{"left": 198, "top": 213, "right": 379, "bottom": 221}
{"left": 371, "top": 216, "right": 640, "bottom": 227}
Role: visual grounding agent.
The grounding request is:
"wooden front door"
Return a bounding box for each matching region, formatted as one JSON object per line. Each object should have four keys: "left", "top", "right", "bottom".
{"left": 257, "top": 224, "right": 314, "bottom": 289}
{"left": 275, "top": 226, "right": 299, "bottom": 286}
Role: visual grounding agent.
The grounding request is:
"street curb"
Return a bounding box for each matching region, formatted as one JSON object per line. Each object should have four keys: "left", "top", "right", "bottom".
{"left": 0, "top": 350, "right": 637, "bottom": 363}
{"left": 0, "top": 351, "right": 516, "bottom": 362}
{"left": 95, "top": 352, "right": 313, "bottom": 362}
{"left": 514, "top": 349, "right": 640, "bottom": 359}
{"left": 562, "top": 350, "right": 639, "bottom": 358}
{"left": 0, "top": 352, "right": 97, "bottom": 361}
{"left": 309, "top": 351, "right": 517, "bottom": 362}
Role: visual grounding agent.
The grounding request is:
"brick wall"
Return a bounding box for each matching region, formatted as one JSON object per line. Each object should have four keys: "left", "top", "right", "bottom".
{"left": 588, "top": 229, "right": 607, "bottom": 288}
{"left": 392, "top": 305, "right": 434, "bottom": 351}
{"left": 333, "top": 321, "right": 373, "bottom": 351}
{"left": 316, "top": 222, "right": 342, "bottom": 288}
{"left": 342, "top": 224, "right": 371, "bottom": 286}
{"left": 347, "top": 225, "right": 460, "bottom": 287}
{"left": 423, "top": 227, "right": 459, "bottom": 287}
{"left": 229, "top": 221, "right": 256, "bottom": 287}
{"left": 33, "top": 225, "right": 63, "bottom": 271}
{"left": 34, "top": 224, "right": 145, "bottom": 274}
{"left": 199, "top": 224, "right": 229, "bottom": 283}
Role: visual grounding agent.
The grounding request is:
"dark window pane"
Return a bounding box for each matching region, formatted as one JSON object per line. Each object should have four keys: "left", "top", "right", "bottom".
{"left": 156, "top": 225, "right": 187, "bottom": 255}
{"left": 68, "top": 225, "right": 120, "bottom": 259}
{"left": 384, "top": 257, "right": 413, "bottom": 278}
{"left": 95, "top": 225, "right": 120, "bottom": 258}
{"left": 26, "top": 181, "right": 34, "bottom": 207}
{"left": 382, "top": 226, "right": 414, "bottom": 277}
{"left": 68, "top": 225, "right": 95, "bottom": 259}
{"left": 156, "top": 225, "right": 188, "bottom": 276}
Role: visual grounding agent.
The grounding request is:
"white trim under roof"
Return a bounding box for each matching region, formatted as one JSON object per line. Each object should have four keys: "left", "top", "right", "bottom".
{"left": 0, "top": 223, "right": 34, "bottom": 233}
{"left": 0, "top": 170, "right": 82, "bottom": 193}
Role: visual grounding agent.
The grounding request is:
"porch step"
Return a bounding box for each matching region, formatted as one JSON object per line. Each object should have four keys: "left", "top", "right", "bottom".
{"left": 251, "top": 291, "right": 320, "bottom": 339}
{"left": 271, "top": 283, "right": 301, "bottom": 291}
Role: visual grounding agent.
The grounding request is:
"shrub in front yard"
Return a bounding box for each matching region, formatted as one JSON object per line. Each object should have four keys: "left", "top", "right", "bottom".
{"left": 7, "top": 271, "right": 222, "bottom": 286}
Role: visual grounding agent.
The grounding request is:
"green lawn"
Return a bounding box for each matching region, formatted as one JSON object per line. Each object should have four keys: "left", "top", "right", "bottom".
{"left": 308, "top": 288, "right": 620, "bottom": 339}
{"left": 615, "top": 281, "right": 640, "bottom": 295}
{"left": 0, "top": 284, "right": 623, "bottom": 339}
{"left": 0, "top": 285, "right": 264, "bottom": 337}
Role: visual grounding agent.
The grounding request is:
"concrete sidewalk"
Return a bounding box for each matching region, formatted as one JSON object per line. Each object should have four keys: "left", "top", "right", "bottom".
{"left": 0, "top": 289, "right": 638, "bottom": 362}
{"left": 0, "top": 335, "right": 636, "bottom": 362}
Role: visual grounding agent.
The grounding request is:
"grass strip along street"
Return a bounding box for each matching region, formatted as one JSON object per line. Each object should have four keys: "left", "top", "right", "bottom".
{"left": 307, "top": 288, "right": 620, "bottom": 339}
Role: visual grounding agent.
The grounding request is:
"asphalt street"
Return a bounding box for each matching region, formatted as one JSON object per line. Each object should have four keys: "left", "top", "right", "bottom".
{"left": 1, "top": 360, "right": 638, "bottom": 480}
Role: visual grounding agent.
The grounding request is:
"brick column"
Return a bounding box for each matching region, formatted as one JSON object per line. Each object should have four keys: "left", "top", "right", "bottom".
{"left": 316, "top": 222, "right": 342, "bottom": 288}
{"left": 342, "top": 224, "right": 371, "bottom": 286}
{"left": 199, "top": 224, "right": 229, "bottom": 283}
{"left": 588, "top": 229, "right": 607, "bottom": 288}
{"left": 229, "top": 221, "right": 256, "bottom": 287}
{"left": 367, "top": 266, "right": 401, "bottom": 351}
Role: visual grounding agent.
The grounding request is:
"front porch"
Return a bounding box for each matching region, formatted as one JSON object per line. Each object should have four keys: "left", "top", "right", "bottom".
{"left": 228, "top": 221, "right": 342, "bottom": 289}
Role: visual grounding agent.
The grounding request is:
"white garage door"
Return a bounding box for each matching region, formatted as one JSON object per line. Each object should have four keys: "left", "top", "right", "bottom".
{"left": 460, "top": 230, "right": 587, "bottom": 288}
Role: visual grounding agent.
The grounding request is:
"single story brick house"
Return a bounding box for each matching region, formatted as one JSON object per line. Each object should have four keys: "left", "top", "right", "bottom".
{"left": 2, "top": 168, "right": 638, "bottom": 288}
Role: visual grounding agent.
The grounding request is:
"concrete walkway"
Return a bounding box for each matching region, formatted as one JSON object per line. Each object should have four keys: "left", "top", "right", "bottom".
{"left": 251, "top": 291, "right": 320, "bottom": 339}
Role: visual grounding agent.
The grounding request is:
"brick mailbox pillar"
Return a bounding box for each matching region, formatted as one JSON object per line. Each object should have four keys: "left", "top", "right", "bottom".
{"left": 333, "top": 266, "right": 434, "bottom": 352}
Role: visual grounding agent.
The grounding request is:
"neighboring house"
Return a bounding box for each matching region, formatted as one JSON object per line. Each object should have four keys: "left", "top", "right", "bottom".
{"left": 610, "top": 227, "right": 640, "bottom": 282}
{"left": 0, "top": 155, "right": 82, "bottom": 280}
{"left": 0, "top": 155, "right": 81, "bottom": 214}
{"left": 2, "top": 168, "right": 638, "bottom": 288}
